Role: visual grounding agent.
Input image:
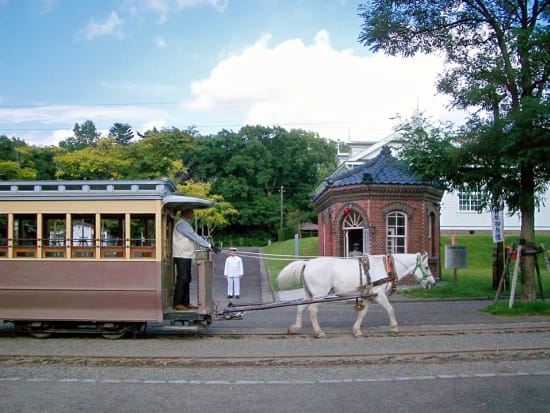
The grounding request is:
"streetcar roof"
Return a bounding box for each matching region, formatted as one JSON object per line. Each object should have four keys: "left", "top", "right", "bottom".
{"left": 0, "top": 179, "right": 212, "bottom": 208}
{"left": 162, "top": 194, "right": 214, "bottom": 210}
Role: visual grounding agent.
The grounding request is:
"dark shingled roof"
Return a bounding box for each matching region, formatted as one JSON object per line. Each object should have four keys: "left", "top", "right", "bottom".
{"left": 321, "top": 146, "right": 430, "bottom": 193}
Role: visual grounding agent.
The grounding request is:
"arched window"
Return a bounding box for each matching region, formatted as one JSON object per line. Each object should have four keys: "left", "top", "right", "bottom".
{"left": 386, "top": 212, "right": 406, "bottom": 253}
{"left": 342, "top": 210, "right": 369, "bottom": 256}
{"left": 342, "top": 210, "right": 364, "bottom": 228}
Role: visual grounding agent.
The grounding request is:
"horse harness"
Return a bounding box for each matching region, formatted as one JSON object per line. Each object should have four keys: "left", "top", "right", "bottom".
{"left": 357, "top": 255, "right": 398, "bottom": 295}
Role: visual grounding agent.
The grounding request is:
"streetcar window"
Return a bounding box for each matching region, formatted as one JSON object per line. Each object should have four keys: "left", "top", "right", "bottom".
{"left": 13, "top": 214, "right": 37, "bottom": 257}
{"left": 100, "top": 214, "right": 125, "bottom": 247}
{"left": 71, "top": 214, "right": 95, "bottom": 258}
{"left": 130, "top": 214, "right": 155, "bottom": 246}
{"left": 0, "top": 214, "right": 7, "bottom": 257}
{"left": 99, "top": 214, "right": 125, "bottom": 258}
{"left": 13, "top": 214, "right": 37, "bottom": 246}
{"left": 42, "top": 214, "right": 66, "bottom": 258}
{"left": 130, "top": 214, "right": 156, "bottom": 258}
{"left": 71, "top": 215, "right": 95, "bottom": 247}
{"left": 43, "top": 214, "right": 66, "bottom": 247}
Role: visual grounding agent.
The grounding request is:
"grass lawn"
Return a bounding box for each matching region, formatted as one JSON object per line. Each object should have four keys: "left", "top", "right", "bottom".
{"left": 263, "top": 234, "right": 550, "bottom": 315}
{"left": 408, "top": 234, "right": 550, "bottom": 301}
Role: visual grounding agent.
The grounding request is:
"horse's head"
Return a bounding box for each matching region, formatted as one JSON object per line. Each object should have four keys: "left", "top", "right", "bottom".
{"left": 411, "top": 253, "right": 436, "bottom": 290}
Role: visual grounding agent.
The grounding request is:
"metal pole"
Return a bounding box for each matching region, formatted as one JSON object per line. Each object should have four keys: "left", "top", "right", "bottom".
{"left": 279, "top": 185, "right": 284, "bottom": 228}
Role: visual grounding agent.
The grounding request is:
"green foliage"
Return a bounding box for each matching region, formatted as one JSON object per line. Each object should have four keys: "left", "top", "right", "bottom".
{"left": 55, "top": 138, "right": 134, "bottom": 179}
{"left": 185, "top": 125, "right": 337, "bottom": 242}
{"left": 0, "top": 135, "right": 61, "bottom": 179}
{"left": 59, "top": 120, "right": 101, "bottom": 151}
{"left": 176, "top": 180, "right": 237, "bottom": 238}
{"left": 0, "top": 160, "right": 36, "bottom": 180}
{"left": 108, "top": 122, "right": 134, "bottom": 145}
{"left": 0, "top": 135, "right": 26, "bottom": 162}
{"left": 126, "top": 127, "right": 198, "bottom": 180}
{"left": 17, "top": 145, "right": 65, "bottom": 180}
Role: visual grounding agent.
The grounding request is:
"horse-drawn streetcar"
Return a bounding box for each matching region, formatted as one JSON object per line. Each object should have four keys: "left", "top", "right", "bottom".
{"left": 0, "top": 179, "right": 216, "bottom": 338}
{"left": 0, "top": 179, "right": 436, "bottom": 339}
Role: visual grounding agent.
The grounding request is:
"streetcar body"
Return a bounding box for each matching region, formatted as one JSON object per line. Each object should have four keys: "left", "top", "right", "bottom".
{"left": 0, "top": 179, "right": 214, "bottom": 338}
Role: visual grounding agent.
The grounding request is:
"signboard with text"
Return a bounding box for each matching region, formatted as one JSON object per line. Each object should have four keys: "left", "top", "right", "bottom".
{"left": 491, "top": 209, "right": 504, "bottom": 243}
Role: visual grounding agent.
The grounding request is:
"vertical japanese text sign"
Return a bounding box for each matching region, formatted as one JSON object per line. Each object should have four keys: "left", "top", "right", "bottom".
{"left": 491, "top": 209, "right": 504, "bottom": 243}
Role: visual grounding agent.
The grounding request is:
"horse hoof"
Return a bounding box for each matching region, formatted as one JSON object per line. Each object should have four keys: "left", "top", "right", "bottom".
{"left": 353, "top": 331, "right": 363, "bottom": 338}
{"left": 288, "top": 326, "right": 300, "bottom": 334}
{"left": 390, "top": 326, "right": 399, "bottom": 333}
{"left": 313, "top": 331, "right": 326, "bottom": 338}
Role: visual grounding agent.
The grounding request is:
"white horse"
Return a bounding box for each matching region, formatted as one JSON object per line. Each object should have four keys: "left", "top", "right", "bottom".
{"left": 277, "top": 253, "right": 436, "bottom": 338}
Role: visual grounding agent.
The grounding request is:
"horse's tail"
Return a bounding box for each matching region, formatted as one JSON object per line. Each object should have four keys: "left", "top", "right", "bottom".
{"left": 277, "top": 260, "right": 307, "bottom": 290}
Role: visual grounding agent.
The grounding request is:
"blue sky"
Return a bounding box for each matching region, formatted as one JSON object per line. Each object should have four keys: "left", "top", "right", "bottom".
{"left": 0, "top": 0, "right": 462, "bottom": 146}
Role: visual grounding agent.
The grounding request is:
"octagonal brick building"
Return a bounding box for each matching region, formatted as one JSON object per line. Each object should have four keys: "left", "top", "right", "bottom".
{"left": 313, "top": 146, "right": 443, "bottom": 278}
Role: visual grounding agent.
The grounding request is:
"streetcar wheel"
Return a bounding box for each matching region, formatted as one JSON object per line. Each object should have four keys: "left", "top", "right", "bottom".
{"left": 29, "top": 329, "right": 53, "bottom": 339}
{"left": 101, "top": 330, "right": 127, "bottom": 340}
{"left": 20, "top": 322, "right": 53, "bottom": 339}
{"left": 100, "top": 323, "right": 128, "bottom": 340}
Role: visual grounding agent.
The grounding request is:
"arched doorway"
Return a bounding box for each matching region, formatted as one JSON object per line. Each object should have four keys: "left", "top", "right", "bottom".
{"left": 342, "top": 210, "right": 369, "bottom": 257}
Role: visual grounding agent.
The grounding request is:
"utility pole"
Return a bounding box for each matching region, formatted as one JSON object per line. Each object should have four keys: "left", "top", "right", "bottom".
{"left": 279, "top": 185, "right": 284, "bottom": 228}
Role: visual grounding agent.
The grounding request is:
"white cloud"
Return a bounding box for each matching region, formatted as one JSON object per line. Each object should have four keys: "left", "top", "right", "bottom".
{"left": 186, "top": 30, "right": 462, "bottom": 141}
{"left": 130, "top": 0, "right": 227, "bottom": 23}
{"left": 2, "top": 30, "right": 467, "bottom": 147}
{"left": 154, "top": 36, "right": 167, "bottom": 48}
{"left": 79, "top": 11, "right": 124, "bottom": 41}
{"left": 0, "top": 104, "right": 171, "bottom": 146}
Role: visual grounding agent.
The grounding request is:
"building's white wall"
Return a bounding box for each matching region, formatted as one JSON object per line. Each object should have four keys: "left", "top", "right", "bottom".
{"left": 440, "top": 190, "right": 550, "bottom": 232}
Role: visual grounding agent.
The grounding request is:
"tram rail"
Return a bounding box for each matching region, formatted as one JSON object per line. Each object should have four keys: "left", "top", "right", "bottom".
{"left": 1, "top": 345, "right": 549, "bottom": 368}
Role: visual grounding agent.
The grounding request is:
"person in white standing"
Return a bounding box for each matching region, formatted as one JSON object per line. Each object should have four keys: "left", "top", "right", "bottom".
{"left": 224, "top": 247, "right": 244, "bottom": 299}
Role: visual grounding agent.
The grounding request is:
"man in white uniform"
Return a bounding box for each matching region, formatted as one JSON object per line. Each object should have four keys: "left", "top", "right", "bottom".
{"left": 224, "top": 247, "right": 244, "bottom": 299}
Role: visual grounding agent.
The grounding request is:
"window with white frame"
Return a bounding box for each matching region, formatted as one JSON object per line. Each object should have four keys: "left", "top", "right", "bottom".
{"left": 458, "top": 192, "right": 482, "bottom": 212}
{"left": 386, "top": 212, "right": 406, "bottom": 253}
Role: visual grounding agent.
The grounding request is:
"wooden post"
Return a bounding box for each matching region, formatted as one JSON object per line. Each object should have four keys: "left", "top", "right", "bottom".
{"left": 492, "top": 242, "right": 504, "bottom": 290}
{"left": 508, "top": 245, "right": 522, "bottom": 309}
{"left": 494, "top": 248, "right": 512, "bottom": 303}
{"left": 540, "top": 244, "right": 550, "bottom": 279}
{"left": 535, "top": 257, "right": 544, "bottom": 300}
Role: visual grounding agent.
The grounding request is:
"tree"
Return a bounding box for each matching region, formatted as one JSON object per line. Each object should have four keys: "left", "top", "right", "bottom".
{"left": 184, "top": 126, "right": 337, "bottom": 241}
{"left": 0, "top": 135, "right": 60, "bottom": 179}
{"left": 54, "top": 137, "right": 133, "bottom": 179}
{"left": 109, "top": 122, "right": 134, "bottom": 145}
{"left": 0, "top": 135, "right": 26, "bottom": 163}
{"left": 358, "top": 1, "right": 550, "bottom": 301}
{"left": 16, "top": 145, "right": 64, "bottom": 179}
{"left": 125, "top": 127, "right": 197, "bottom": 180}
{"left": 176, "top": 180, "right": 238, "bottom": 240}
{"left": 59, "top": 120, "right": 101, "bottom": 151}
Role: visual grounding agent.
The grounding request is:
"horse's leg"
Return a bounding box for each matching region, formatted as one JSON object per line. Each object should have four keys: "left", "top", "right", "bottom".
{"left": 308, "top": 303, "right": 326, "bottom": 338}
{"left": 288, "top": 304, "right": 307, "bottom": 334}
{"left": 376, "top": 292, "right": 399, "bottom": 332}
{"left": 352, "top": 301, "right": 370, "bottom": 337}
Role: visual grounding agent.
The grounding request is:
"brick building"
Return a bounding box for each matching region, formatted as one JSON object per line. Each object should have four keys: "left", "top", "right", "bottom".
{"left": 313, "top": 146, "right": 443, "bottom": 277}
